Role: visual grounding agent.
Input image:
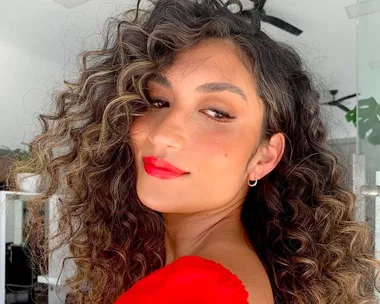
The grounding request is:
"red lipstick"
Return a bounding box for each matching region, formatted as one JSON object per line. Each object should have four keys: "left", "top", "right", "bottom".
{"left": 143, "top": 156, "right": 189, "bottom": 179}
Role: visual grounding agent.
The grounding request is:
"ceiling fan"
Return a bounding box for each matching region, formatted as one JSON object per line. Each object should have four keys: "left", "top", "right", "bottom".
{"left": 322, "top": 90, "right": 357, "bottom": 113}
{"left": 228, "top": 0, "right": 303, "bottom": 36}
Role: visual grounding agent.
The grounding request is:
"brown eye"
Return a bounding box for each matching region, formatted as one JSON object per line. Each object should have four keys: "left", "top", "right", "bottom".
{"left": 150, "top": 99, "right": 169, "bottom": 108}
{"left": 148, "top": 97, "right": 235, "bottom": 124}
{"left": 203, "top": 108, "right": 233, "bottom": 120}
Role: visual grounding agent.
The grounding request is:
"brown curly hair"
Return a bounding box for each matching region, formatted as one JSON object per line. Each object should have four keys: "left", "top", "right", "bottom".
{"left": 9, "top": 0, "right": 380, "bottom": 303}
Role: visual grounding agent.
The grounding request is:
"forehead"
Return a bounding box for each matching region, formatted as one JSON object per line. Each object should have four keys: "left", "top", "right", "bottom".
{"left": 163, "top": 39, "right": 255, "bottom": 87}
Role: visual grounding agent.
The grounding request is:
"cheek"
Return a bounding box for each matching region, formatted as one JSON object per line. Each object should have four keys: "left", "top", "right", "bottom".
{"left": 190, "top": 129, "right": 249, "bottom": 172}
{"left": 187, "top": 129, "right": 253, "bottom": 207}
{"left": 129, "top": 116, "right": 149, "bottom": 148}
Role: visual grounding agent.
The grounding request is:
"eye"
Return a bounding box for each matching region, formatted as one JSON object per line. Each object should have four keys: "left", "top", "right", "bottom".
{"left": 149, "top": 98, "right": 235, "bottom": 123}
{"left": 202, "top": 108, "right": 234, "bottom": 121}
{"left": 149, "top": 98, "right": 169, "bottom": 108}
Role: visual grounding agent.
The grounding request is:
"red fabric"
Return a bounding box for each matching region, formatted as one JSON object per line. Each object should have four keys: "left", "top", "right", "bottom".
{"left": 114, "top": 256, "right": 249, "bottom": 304}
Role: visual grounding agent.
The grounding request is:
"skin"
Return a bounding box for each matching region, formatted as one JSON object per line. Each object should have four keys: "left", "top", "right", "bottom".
{"left": 130, "top": 38, "right": 285, "bottom": 304}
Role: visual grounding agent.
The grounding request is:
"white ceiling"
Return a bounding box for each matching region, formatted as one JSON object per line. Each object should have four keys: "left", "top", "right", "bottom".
{"left": 0, "top": 0, "right": 359, "bottom": 103}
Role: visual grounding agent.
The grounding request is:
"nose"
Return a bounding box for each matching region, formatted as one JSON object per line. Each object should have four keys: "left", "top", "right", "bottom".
{"left": 147, "top": 111, "right": 187, "bottom": 150}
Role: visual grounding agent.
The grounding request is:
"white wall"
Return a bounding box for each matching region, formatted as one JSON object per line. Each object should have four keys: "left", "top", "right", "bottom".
{"left": 0, "top": 40, "right": 63, "bottom": 150}
{"left": 0, "top": 0, "right": 362, "bottom": 148}
{"left": 261, "top": 0, "right": 359, "bottom": 140}
{"left": 0, "top": 0, "right": 140, "bottom": 151}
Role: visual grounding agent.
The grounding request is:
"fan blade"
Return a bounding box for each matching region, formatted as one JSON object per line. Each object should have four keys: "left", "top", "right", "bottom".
{"left": 327, "top": 93, "right": 357, "bottom": 106}
{"left": 251, "top": 0, "right": 267, "bottom": 11}
{"left": 262, "top": 15, "right": 303, "bottom": 35}
{"left": 322, "top": 101, "right": 351, "bottom": 113}
{"left": 334, "top": 93, "right": 357, "bottom": 104}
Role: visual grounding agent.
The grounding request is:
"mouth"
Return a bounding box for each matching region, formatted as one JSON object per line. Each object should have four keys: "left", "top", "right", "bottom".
{"left": 142, "top": 156, "right": 189, "bottom": 179}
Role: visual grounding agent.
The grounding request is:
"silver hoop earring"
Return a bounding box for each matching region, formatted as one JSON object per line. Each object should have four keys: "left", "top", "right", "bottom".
{"left": 248, "top": 179, "right": 257, "bottom": 187}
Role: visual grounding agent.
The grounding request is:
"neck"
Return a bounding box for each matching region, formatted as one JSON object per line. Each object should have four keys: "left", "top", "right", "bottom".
{"left": 163, "top": 203, "right": 246, "bottom": 265}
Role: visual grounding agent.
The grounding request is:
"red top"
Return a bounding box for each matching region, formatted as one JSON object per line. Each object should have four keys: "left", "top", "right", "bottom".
{"left": 114, "top": 256, "right": 249, "bottom": 304}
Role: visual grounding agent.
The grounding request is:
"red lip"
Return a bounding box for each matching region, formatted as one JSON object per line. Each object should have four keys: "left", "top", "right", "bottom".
{"left": 143, "top": 156, "right": 189, "bottom": 179}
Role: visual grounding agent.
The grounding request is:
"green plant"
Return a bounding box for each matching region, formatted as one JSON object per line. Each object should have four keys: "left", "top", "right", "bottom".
{"left": 1, "top": 142, "right": 31, "bottom": 161}
{"left": 12, "top": 146, "right": 31, "bottom": 162}
{"left": 345, "top": 97, "right": 380, "bottom": 146}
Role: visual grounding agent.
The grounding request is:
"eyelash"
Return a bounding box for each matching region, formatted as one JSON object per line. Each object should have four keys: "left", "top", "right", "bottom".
{"left": 148, "top": 98, "right": 235, "bottom": 123}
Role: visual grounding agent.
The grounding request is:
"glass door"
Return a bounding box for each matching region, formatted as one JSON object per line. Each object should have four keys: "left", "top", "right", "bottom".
{"left": 353, "top": 0, "right": 380, "bottom": 298}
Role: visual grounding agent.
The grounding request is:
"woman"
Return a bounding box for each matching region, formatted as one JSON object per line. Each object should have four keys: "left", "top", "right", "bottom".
{"left": 11, "top": 0, "right": 380, "bottom": 303}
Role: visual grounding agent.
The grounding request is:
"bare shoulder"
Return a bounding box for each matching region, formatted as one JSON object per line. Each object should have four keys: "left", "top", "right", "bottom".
{"left": 198, "top": 242, "right": 274, "bottom": 304}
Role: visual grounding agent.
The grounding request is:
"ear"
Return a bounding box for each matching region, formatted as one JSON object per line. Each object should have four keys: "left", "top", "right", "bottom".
{"left": 247, "top": 133, "right": 285, "bottom": 181}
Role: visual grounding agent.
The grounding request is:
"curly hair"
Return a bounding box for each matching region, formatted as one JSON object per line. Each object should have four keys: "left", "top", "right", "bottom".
{"left": 9, "top": 0, "right": 380, "bottom": 303}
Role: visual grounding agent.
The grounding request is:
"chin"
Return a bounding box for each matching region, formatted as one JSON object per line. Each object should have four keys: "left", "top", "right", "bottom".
{"left": 135, "top": 174, "right": 189, "bottom": 212}
{"left": 136, "top": 186, "right": 180, "bottom": 213}
{"left": 139, "top": 201, "right": 187, "bottom": 214}
{"left": 136, "top": 194, "right": 203, "bottom": 214}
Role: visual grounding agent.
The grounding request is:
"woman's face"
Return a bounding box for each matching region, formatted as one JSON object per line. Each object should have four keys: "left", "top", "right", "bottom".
{"left": 130, "top": 38, "right": 273, "bottom": 214}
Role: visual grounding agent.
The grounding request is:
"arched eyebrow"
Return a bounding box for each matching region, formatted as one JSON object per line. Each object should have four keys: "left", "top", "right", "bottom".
{"left": 149, "top": 73, "right": 248, "bottom": 103}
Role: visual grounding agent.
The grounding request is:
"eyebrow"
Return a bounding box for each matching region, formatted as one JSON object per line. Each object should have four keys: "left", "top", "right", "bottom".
{"left": 149, "top": 73, "right": 247, "bottom": 103}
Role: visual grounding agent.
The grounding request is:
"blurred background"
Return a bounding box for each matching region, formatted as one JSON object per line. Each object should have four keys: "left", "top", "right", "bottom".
{"left": 0, "top": 0, "right": 379, "bottom": 303}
